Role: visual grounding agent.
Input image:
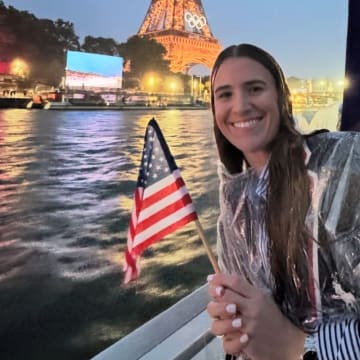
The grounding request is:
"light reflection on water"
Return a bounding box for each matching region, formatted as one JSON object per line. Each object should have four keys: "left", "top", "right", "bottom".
{"left": 0, "top": 108, "right": 219, "bottom": 359}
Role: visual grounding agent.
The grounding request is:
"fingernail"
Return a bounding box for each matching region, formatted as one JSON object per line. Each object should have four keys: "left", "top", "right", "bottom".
{"left": 240, "top": 334, "right": 249, "bottom": 344}
{"left": 226, "top": 303, "right": 236, "bottom": 314}
{"left": 207, "top": 274, "right": 214, "bottom": 282}
{"left": 215, "top": 286, "right": 223, "bottom": 296}
{"left": 232, "top": 318, "right": 242, "bottom": 328}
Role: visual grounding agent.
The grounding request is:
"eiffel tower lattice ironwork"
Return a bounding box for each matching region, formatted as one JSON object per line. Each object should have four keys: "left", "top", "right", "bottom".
{"left": 138, "top": 0, "right": 222, "bottom": 73}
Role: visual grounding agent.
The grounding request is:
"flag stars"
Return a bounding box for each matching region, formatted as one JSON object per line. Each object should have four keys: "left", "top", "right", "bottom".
{"left": 136, "top": 122, "right": 179, "bottom": 188}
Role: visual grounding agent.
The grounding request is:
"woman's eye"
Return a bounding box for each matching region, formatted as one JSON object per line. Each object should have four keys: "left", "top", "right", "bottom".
{"left": 249, "top": 86, "right": 263, "bottom": 95}
{"left": 218, "top": 91, "right": 232, "bottom": 99}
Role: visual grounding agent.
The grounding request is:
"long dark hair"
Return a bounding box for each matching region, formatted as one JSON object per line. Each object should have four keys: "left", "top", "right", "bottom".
{"left": 211, "top": 44, "right": 312, "bottom": 321}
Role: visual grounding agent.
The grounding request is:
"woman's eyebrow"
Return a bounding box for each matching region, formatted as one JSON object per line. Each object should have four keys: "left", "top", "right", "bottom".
{"left": 214, "top": 85, "right": 231, "bottom": 94}
{"left": 244, "top": 79, "right": 266, "bottom": 86}
{"left": 214, "top": 79, "right": 267, "bottom": 94}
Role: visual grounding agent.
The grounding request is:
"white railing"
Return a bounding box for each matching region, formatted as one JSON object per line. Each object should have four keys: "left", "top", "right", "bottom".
{"left": 91, "top": 284, "right": 224, "bottom": 360}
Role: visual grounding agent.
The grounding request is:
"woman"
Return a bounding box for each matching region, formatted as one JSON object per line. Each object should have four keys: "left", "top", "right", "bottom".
{"left": 207, "top": 44, "right": 360, "bottom": 360}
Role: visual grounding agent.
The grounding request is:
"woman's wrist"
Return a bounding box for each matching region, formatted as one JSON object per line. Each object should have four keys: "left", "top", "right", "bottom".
{"left": 284, "top": 325, "right": 307, "bottom": 360}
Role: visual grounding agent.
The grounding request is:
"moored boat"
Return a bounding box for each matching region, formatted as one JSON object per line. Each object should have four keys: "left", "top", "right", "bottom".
{"left": 0, "top": 97, "right": 32, "bottom": 109}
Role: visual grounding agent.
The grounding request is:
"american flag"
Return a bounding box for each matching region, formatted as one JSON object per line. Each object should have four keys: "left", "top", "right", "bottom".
{"left": 123, "top": 118, "right": 198, "bottom": 283}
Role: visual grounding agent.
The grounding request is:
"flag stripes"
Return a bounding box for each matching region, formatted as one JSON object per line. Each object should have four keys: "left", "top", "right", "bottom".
{"left": 123, "top": 119, "right": 198, "bottom": 283}
{"left": 131, "top": 170, "right": 197, "bottom": 250}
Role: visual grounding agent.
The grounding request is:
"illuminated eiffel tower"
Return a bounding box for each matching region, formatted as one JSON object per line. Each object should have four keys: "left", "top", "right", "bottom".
{"left": 138, "top": 0, "right": 222, "bottom": 73}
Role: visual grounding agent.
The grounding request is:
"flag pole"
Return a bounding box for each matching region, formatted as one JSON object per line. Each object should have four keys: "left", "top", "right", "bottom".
{"left": 194, "top": 219, "right": 220, "bottom": 273}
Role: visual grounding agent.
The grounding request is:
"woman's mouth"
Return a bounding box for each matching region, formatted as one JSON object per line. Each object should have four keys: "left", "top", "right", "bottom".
{"left": 232, "top": 118, "right": 261, "bottom": 128}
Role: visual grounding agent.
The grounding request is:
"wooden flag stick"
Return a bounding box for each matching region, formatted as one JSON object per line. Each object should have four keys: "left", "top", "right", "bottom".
{"left": 194, "top": 219, "right": 220, "bottom": 273}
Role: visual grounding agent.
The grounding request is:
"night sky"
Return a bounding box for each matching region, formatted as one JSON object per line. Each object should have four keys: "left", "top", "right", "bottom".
{"left": 4, "top": 0, "right": 348, "bottom": 78}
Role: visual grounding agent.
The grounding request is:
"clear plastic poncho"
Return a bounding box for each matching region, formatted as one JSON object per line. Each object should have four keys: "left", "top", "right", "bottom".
{"left": 217, "top": 131, "right": 360, "bottom": 331}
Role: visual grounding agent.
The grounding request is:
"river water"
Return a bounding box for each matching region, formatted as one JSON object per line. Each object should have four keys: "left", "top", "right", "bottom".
{"left": 0, "top": 108, "right": 219, "bottom": 360}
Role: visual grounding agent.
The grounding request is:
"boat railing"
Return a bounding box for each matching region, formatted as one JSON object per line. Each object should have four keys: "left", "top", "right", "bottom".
{"left": 91, "top": 284, "right": 224, "bottom": 360}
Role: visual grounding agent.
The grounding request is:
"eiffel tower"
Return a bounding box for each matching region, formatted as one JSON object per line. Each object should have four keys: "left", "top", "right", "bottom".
{"left": 138, "top": 0, "right": 222, "bottom": 73}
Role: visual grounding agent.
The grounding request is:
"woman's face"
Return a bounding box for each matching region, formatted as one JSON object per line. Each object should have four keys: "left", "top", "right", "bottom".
{"left": 213, "top": 57, "right": 281, "bottom": 171}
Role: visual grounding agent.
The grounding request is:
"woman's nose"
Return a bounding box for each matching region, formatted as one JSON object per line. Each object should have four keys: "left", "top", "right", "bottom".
{"left": 232, "top": 92, "right": 251, "bottom": 114}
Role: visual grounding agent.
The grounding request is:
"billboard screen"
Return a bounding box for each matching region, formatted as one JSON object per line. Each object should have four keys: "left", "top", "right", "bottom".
{"left": 65, "top": 50, "right": 123, "bottom": 90}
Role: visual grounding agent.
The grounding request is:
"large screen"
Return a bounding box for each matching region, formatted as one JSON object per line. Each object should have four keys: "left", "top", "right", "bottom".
{"left": 65, "top": 50, "right": 123, "bottom": 90}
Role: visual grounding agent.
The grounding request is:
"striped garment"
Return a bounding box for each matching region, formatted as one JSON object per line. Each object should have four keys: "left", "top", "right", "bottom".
{"left": 316, "top": 318, "right": 360, "bottom": 360}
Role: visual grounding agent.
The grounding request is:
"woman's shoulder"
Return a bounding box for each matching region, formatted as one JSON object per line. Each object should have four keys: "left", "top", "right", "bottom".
{"left": 305, "top": 130, "right": 360, "bottom": 148}
{"left": 305, "top": 130, "right": 360, "bottom": 170}
{"left": 304, "top": 129, "right": 360, "bottom": 144}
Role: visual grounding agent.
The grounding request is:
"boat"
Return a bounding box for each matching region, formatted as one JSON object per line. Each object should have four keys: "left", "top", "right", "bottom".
{"left": 91, "top": 1, "right": 359, "bottom": 359}
{"left": 0, "top": 97, "right": 32, "bottom": 109}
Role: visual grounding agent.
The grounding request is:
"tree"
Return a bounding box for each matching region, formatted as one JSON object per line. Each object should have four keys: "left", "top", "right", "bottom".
{"left": 53, "top": 19, "right": 80, "bottom": 52}
{"left": 118, "top": 35, "right": 170, "bottom": 81}
{"left": 81, "top": 36, "right": 119, "bottom": 56}
{"left": 0, "top": 4, "right": 80, "bottom": 85}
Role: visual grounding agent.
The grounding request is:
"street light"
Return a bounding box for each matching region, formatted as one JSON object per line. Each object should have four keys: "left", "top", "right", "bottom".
{"left": 10, "top": 58, "right": 29, "bottom": 78}
{"left": 148, "top": 76, "right": 155, "bottom": 87}
{"left": 169, "top": 81, "right": 176, "bottom": 93}
{"left": 144, "top": 73, "right": 158, "bottom": 93}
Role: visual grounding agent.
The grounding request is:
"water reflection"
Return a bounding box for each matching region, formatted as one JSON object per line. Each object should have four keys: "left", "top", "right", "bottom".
{"left": 0, "top": 108, "right": 219, "bottom": 360}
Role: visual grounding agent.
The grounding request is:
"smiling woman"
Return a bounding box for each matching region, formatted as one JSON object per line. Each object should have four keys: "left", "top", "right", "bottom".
{"left": 207, "top": 43, "right": 360, "bottom": 360}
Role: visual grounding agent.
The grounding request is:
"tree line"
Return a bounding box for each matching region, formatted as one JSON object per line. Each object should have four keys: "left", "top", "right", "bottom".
{"left": 0, "top": 1, "right": 172, "bottom": 88}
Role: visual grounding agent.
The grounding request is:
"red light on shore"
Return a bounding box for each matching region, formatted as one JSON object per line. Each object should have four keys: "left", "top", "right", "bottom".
{"left": 0, "top": 61, "right": 11, "bottom": 74}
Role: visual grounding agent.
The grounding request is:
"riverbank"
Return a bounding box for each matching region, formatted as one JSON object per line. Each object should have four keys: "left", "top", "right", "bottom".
{"left": 47, "top": 101, "right": 210, "bottom": 111}
{"left": 0, "top": 97, "right": 210, "bottom": 111}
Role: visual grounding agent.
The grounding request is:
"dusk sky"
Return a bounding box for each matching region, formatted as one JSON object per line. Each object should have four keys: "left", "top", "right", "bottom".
{"left": 4, "top": 0, "right": 348, "bottom": 79}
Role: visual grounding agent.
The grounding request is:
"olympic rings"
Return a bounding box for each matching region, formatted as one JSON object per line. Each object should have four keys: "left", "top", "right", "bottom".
{"left": 184, "top": 11, "right": 207, "bottom": 30}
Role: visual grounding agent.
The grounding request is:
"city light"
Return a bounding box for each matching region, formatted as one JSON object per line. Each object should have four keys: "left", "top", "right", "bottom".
{"left": 10, "top": 58, "right": 29, "bottom": 78}
{"left": 169, "top": 81, "right": 177, "bottom": 92}
{"left": 143, "top": 72, "right": 159, "bottom": 92}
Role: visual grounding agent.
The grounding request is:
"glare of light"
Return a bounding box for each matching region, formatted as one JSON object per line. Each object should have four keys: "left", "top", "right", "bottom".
{"left": 10, "top": 58, "right": 29, "bottom": 77}
{"left": 143, "top": 72, "right": 158, "bottom": 92}
{"left": 169, "top": 82, "right": 176, "bottom": 91}
{"left": 148, "top": 76, "right": 155, "bottom": 87}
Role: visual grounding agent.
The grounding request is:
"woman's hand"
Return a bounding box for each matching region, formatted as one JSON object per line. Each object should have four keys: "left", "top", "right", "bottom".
{"left": 207, "top": 273, "right": 306, "bottom": 360}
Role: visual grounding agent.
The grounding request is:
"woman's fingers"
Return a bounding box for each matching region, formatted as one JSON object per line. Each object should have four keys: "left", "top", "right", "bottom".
{"left": 208, "top": 283, "right": 251, "bottom": 313}
{"left": 208, "top": 273, "right": 255, "bottom": 298}
{"left": 222, "top": 332, "right": 249, "bottom": 357}
{"left": 211, "top": 317, "right": 244, "bottom": 336}
{"left": 207, "top": 300, "right": 237, "bottom": 319}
